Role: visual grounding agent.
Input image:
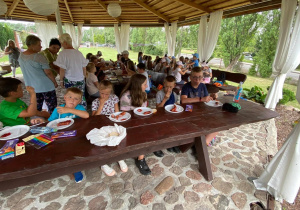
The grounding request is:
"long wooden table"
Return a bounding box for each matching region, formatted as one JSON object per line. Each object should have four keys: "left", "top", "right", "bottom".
{"left": 0, "top": 96, "right": 278, "bottom": 191}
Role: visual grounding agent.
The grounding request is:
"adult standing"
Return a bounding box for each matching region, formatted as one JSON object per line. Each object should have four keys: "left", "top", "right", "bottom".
{"left": 5, "top": 40, "right": 20, "bottom": 78}
{"left": 40, "top": 38, "right": 61, "bottom": 77}
{"left": 18, "top": 35, "right": 58, "bottom": 114}
{"left": 122, "top": 50, "right": 136, "bottom": 74}
{"left": 54, "top": 33, "right": 88, "bottom": 108}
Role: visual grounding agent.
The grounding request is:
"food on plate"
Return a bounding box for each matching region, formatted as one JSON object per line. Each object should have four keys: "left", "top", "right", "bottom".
{"left": 111, "top": 112, "right": 126, "bottom": 120}
{"left": 215, "top": 101, "right": 219, "bottom": 105}
{"left": 57, "top": 120, "right": 72, "bottom": 127}
{"left": 170, "top": 105, "right": 177, "bottom": 112}
{"left": 1, "top": 133, "right": 11, "bottom": 138}
{"left": 143, "top": 111, "right": 152, "bottom": 115}
{"left": 121, "top": 118, "right": 127, "bottom": 121}
{"left": 137, "top": 109, "right": 142, "bottom": 112}
{"left": 109, "top": 131, "right": 119, "bottom": 137}
{"left": 152, "top": 109, "right": 157, "bottom": 114}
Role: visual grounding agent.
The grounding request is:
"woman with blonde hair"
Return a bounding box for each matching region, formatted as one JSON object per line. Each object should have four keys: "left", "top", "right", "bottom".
{"left": 54, "top": 33, "right": 89, "bottom": 108}
{"left": 4, "top": 40, "right": 20, "bottom": 78}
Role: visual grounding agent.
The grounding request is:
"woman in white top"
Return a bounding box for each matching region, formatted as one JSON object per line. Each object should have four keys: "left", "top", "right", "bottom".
{"left": 54, "top": 33, "right": 89, "bottom": 108}
{"left": 171, "top": 61, "right": 187, "bottom": 84}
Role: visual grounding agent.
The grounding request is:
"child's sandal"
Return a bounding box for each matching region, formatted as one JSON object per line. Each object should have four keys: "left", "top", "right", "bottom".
{"left": 101, "top": 164, "right": 116, "bottom": 176}
{"left": 118, "top": 160, "right": 128, "bottom": 173}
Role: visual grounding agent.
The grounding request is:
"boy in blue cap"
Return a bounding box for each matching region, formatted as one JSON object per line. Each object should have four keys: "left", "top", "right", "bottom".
{"left": 188, "top": 53, "right": 200, "bottom": 68}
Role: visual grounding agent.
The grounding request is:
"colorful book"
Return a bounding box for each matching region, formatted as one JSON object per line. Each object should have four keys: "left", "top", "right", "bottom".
{"left": 0, "top": 139, "right": 19, "bottom": 160}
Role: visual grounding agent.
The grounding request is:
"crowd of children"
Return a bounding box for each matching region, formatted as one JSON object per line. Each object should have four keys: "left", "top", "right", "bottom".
{"left": 0, "top": 47, "right": 216, "bottom": 182}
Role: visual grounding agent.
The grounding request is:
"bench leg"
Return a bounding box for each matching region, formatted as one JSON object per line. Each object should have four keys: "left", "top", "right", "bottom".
{"left": 194, "top": 136, "right": 213, "bottom": 181}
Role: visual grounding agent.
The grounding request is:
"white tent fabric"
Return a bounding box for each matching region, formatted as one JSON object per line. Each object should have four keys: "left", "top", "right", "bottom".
{"left": 265, "top": 0, "right": 300, "bottom": 109}
{"left": 198, "top": 10, "right": 223, "bottom": 63}
{"left": 164, "top": 22, "right": 177, "bottom": 56}
{"left": 253, "top": 104, "right": 300, "bottom": 203}
{"left": 34, "top": 20, "right": 58, "bottom": 49}
{"left": 64, "top": 23, "right": 83, "bottom": 49}
{"left": 114, "top": 23, "right": 130, "bottom": 53}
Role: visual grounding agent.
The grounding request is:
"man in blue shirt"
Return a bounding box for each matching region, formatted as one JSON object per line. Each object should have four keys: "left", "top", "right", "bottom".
{"left": 181, "top": 67, "right": 212, "bottom": 103}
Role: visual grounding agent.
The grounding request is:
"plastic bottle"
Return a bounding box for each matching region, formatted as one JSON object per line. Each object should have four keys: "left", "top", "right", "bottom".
{"left": 30, "top": 127, "right": 57, "bottom": 134}
{"left": 233, "top": 82, "right": 243, "bottom": 103}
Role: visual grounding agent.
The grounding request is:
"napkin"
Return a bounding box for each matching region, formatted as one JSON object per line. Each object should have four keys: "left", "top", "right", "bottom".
{"left": 86, "top": 123, "right": 126, "bottom": 147}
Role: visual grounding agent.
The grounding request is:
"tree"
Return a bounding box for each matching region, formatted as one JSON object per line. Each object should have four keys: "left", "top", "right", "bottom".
{"left": 254, "top": 10, "right": 280, "bottom": 78}
{"left": 0, "top": 23, "right": 14, "bottom": 50}
{"left": 219, "top": 14, "right": 259, "bottom": 70}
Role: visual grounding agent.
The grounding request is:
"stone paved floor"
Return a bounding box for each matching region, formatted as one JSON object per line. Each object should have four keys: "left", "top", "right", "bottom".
{"left": 0, "top": 119, "right": 280, "bottom": 210}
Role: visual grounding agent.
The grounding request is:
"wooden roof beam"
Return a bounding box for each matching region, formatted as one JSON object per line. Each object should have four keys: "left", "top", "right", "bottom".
{"left": 96, "top": 0, "right": 120, "bottom": 23}
{"left": 6, "top": 0, "right": 20, "bottom": 17}
{"left": 132, "top": 0, "right": 170, "bottom": 23}
{"left": 64, "top": 0, "right": 74, "bottom": 23}
{"left": 174, "top": 0, "right": 212, "bottom": 14}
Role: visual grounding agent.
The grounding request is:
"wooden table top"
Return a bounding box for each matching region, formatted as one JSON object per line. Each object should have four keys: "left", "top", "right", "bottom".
{"left": 0, "top": 96, "right": 279, "bottom": 189}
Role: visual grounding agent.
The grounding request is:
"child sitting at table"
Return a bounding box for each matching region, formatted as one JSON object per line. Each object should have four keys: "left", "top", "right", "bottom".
{"left": 153, "top": 75, "right": 181, "bottom": 157}
{"left": 171, "top": 61, "right": 187, "bottom": 84}
{"left": 181, "top": 67, "right": 217, "bottom": 146}
{"left": 120, "top": 74, "right": 151, "bottom": 175}
{"left": 137, "top": 63, "right": 150, "bottom": 94}
{"left": 86, "top": 62, "right": 100, "bottom": 98}
{"left": 0, "top": 77, "right": 49, "bottom": 126}
{"left": 33, "top": 87, "right": 89, "bottom": 183}
{"left": 91, "top": 80, "right": 128, "bottom": 176}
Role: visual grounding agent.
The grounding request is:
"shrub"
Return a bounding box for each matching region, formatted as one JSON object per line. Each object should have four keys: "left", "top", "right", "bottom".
{"left": 144, "top": 45, "right": 163, "bottom": 56}
{"left": 243, "top": 86, "right": 267, "bottom": 104}
{"left": 248, "top": 63, "right": 257, "bottom": 76}
{"left": 279, "top": 88, "right": 296, "bottom": 105}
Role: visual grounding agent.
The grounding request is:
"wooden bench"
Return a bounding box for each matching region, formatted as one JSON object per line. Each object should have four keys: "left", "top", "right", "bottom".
{"left": 211, "top": 69, "right": 247, "bottom": 91}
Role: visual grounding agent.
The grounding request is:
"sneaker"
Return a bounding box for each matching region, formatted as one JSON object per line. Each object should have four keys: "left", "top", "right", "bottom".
{"left": 167, "top": 147, "right": 174, "bottom": 152}
{"left": 101, "top": 164, "right": 116, "bottom": 176}
{"left": 73, "top": 171, "right": 83, "bottom": 183}
{"left": 118, "top": 160, "right": 128, "bottom": 173}
{"left": 135, "top": 158, "right": 151, "bottom": 175}
{"left": 153, "top": 150, "right": 164, "bottom": 157}
{"left": 172, "top": 146, "right": 181, "bottom": 153}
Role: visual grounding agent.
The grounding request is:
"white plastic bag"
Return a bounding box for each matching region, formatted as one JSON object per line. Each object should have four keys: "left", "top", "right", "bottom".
{"left": 86, "top": 123, "right": 126, "bottom": 146}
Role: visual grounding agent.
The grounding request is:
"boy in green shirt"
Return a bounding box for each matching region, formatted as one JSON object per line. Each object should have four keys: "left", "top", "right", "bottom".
{"left": 0, "top": 78, "right": 50, "bottom": 126}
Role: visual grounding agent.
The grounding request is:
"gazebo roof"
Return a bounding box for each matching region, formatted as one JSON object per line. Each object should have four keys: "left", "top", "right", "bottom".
{"left": 1, "top": 0, "right": 281, "bottom": 27}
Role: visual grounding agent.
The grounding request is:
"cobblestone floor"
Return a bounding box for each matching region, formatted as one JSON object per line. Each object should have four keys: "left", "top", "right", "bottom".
{"left": 0, "top": 76, "right": 281, "bottom": 209}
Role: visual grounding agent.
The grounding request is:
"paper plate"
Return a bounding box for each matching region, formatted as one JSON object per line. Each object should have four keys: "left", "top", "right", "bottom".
{"left": 0, "top": 125, "right": 30, "bottom": 141}
{"left": 205, "top": 100, "right": 223, "bottom": 107}
{"left": 46, "top": 118, "right": 74, "bottom": 130}
{"left": 165, "top": 104, "right": 184, "bottom": 113}
{"left": 133, "top": 107, "right": 153, "bottom": 116}
{"left": 109, "top": 112, "right": 131, "bottom": 122}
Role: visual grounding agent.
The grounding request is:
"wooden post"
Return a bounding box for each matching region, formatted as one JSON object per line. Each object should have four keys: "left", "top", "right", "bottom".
{"left": 55, "top": 5, "right": 63, "bottom": 36}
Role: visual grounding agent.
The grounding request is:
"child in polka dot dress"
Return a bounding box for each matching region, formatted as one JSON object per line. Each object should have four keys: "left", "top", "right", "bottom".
{"left": 92, "top": 80, "right": 128, "bottom": 176}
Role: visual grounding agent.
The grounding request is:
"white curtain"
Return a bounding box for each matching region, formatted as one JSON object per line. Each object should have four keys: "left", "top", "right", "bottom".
{"left": 64, "top": 23, "right": 83, "bottom": 49}
{"left": 34, "top": 20, "right": 58, "bottom": 49}
{"left": 164, "top": 22, "right": 177, "bottom": 56}
{"left": 254, "top": 77, "right": 300, "bottom": 203}
{"left": 265, "top": 0, "right": 300, "bottom": 109}
{"left": 198, "top": 10, "right": 223, "bottom": 63}
{"left": 114, "top": 23, "right": 130, "bottom": 53}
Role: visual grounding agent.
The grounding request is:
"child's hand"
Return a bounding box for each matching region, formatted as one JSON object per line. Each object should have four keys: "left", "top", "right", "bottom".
{"left": 165, "top": 89, "right": 172, "bottom": 99}
{"left": 31, "top": 118, "right": 45, "bottom": 125}
{"left": 202, "top": 96, "right": 213, "bottom": 102}
{"left": 26, "top": 86, "right": 35, "bottom": 94}
{"left": 56, "top": 106, "right": 70, "bottom": 114}
{"left": 99, "top": 97, "right": 108, "bottom": 105}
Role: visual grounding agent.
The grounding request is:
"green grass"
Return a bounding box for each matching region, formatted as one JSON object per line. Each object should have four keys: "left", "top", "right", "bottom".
{"left": 242, "top": 59, "right": 253, "bottom": 64}
{"left": 181, "top": 49, "right": 196, "bottom": 54}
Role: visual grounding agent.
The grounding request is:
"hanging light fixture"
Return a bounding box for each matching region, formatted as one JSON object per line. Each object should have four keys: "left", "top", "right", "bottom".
{"left": 107, "top": 3, "right": 122, "bottom": 18}
{"left": 23, "top": 0, "right": 58, "bottom": 16}
{"left": 0, "top": 0, "right": 7, "bottom": 15}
